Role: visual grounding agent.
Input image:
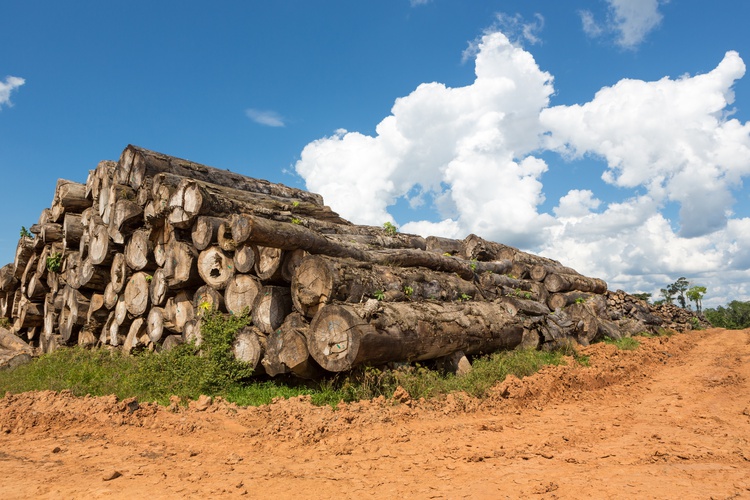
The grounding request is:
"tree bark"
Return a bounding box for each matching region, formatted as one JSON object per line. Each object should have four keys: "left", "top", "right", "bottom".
{"left": 116, "top": 144, "right": 324, "bottom": 205}
{"left": 63, "top": 213, "right": 84, "bottom": 249}
{"left": 307, "top": 300, "right": 524, "bottom": 372}
{"left": 544, "top": 273, "right": 607, "bottom": 294}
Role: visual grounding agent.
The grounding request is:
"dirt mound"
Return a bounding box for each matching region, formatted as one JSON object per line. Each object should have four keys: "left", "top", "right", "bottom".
{"left": 2, "top": 328, "right": 749, "bottom": 499}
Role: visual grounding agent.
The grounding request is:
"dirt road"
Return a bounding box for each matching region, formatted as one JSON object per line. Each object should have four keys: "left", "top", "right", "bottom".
{"left": 1, "top": 328, "right": 749, "bottom": 499}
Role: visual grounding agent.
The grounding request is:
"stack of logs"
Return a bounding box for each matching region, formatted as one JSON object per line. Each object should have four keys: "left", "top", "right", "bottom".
{"left": 0, "top": 145, "right": 707, "bottom": 376}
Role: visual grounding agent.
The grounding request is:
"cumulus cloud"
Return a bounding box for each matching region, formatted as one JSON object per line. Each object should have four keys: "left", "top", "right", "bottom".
{"left": 492, "top": 12, "right": 545, "bottom": 46}
{"left": 245, "top": 108, "right": 285, "bottom": 127}
{"left": 294, "top": 29, "right": 750, "bottom": 306}
{"left": 0, "top": 76, "right": 25, "bottom": 109}
{"left": 580, "top": 0, "right": 664, "bottom": 49}
{"left": 297, "top": 31, "right": 555, "bottom": 247}
{"left": 541, "top": 51, "right": 750, "bottom": 238}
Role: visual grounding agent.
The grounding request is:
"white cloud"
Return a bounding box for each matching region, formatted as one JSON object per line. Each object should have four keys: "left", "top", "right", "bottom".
{"left": 410, "top": 0, "right": 432, "bottom": 6}
{"left": 294, "top": 29, "right": 750, "bottom": 307}
{"left": 493, "top": 12, "right": 545, "bottom": 46}
{"left": 0, "top": 76, "right": 25, "bottom": 109}
{"left": 541, "top": 51, "right": 750, "bottom": 238}
{"left": 245, "top": 108, "right": 285, "bottom": 127}
{"left": 580, "top": 0, "right": 665, "bottom": 49}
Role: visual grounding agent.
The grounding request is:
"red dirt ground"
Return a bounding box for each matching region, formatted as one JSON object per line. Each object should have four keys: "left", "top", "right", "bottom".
{"left": 1, "top": 328, "right": 749, "bottom": 499}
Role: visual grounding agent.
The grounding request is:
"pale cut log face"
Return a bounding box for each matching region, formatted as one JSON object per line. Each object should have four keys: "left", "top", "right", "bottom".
{"left": 308, "top": 307, "right": 363, "bottom": 372}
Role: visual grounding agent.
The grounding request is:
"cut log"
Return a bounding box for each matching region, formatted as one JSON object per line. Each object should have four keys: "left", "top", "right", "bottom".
{"left": 307, "top": 300, "right": 524, "bottom": 372}
{"left": 116, "top": 144, "right": 324, "bottom": 205}
{"left": 41, "top": 223, "right": 64, "bottom": 244}
{"left": 164, "top": 291, "right": 194, "bottom": 333}
{"left": 190, "top": 215, "right": 224, "bottom": 251}
{"left": 254, "top": 246, "right": 285, "bottom": 283}
{"left": 13, "top": 237, "right": 35, "bottom": 280}
{"left": 426, "top": 235, "right": 464, "bottom": 256}
{"left": 62, "top": 213, "right": 85, "bottom": 249}
{"left": 103, "top": 282, "right": 118, "bottom": 310}
{"left": 231, "top": 326, "right": 265, "bottom": 372}
{"left": 217, "top": 221, "right": 237, "bottom": 252}
{"left": 224, "top": 274, "right": 262, "bottom": 316}
{"left": 544, "top": 273, "right": 607, "bottom": 294}
{"left": 196, "top": 246, "right": 235, "bottom": 290}
{"left": 123, "top": 272, "right": 151, "bottom": 317}
{"left": 50, "top": 180, "right": 91, "bottom": 222}
{"left": 0, "top": 326, "right": 33, "bottom": 353}
{"left": 290, "top": 255, "right": 479, "bottom": 318}
{"left": 280, "top": 248, "right": 306, "bottom": 283}
{"left": 0, "top": 264, "right": 19, "bottom": 292}
{"left": 262, "top": 312, "right": 321, "bottom": 379}
{"left": 495, "top": 297, "right": 551, "bottom": 317}
{"left": 193, "top": 285, "right": 225, "bottom": 315}
{"left": 147, "top": 307, "right": 169, "bottom": 343}
{"left": 233, "top": 243, "right": 257, "bottom": 274}
{"left": 547, "top": 292, "right": 597, "bottom": 311}
{"left": 88, "top": 223, "right": 117, "bottom": 266}
{"left": 161, "top": 334, "right": 184, "bottom": 351}
{"left": 124, "top": 228, "right": 155, "bottom": 271}
{"left": 109, "top": 198, "right": 143, "bottom": 244}
{"left": 110, "top": 253, "right": 130, "bottom": 294}
{"left": 529, "top": 263, "right": 580, "bottom": 282}
{"left": 252, "top": 286, "right": 293, "bottom": 334}
{"left": 78, "top": 258, "right": 110, "bottom": 291}
{"left": 163, "top": 241, "right": 202, "bottom": 289}
{"left": 123, "top": 317, "right": 148, "bottom": 354}
{"left": 149, "top": 268, "right": 171, "bottom": 307}
{"left": 182, "top": 318, "right": 202, "bottom": 346}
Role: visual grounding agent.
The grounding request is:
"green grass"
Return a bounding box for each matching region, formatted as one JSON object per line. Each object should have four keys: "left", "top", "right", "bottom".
{"left": 0, "top": 309, "right": 606, "bottom": 408}
{"left": 603, "top": 336, "right": 641, "bottom": 350}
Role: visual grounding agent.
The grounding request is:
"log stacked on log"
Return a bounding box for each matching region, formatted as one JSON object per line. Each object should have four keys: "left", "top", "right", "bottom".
{"left": 0, "top": 145, "right": 708, "bottom": 374}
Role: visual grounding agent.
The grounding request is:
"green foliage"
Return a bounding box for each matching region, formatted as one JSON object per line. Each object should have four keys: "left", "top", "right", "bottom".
{"left": 45, "top": 252, "right": 63, "bottom": 273}
{"left": 0, "top": 318, "right": 10, "bottom": 329}
{"left": 19, "top": 226, "right": 33, "bottom": 239}
{"left": 291, "top": 200, "right": 300, "bottom": 209}
{"left": 704, "top": 300, "right": 750, "bottom": 329}
{"left": 373, "top": 289, "right": 385, "bottom": 301}
{"left": 458, "top": 293, "right": 472, "bottom": 302}
{"left": 403, "top": 285, "right": 413, "bottom": 297}
{"left": 382, "top": 221, "right": 398, "bottom": 236}
{"left": 290, "top": 217, "right": 302, "bottom": 225}
{"left": 144, "top": 274, "right": 153, "bottom": 282}
{"left": 469, "top": 259, "right": 478, "bottom": 272}
{"left": 603, "top": 336, "right": 640, "bottom": 350}
{"left": 574, "top": 297, "right": 586, "bottom": 304}
{"left": 686, "top": 285, "right": 707, "bottom": 314}
{"left": 631, "top": 292, "right": 652, "bottom": 303}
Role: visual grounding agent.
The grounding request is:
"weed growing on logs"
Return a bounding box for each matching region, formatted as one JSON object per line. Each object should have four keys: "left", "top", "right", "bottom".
{"left": 45, "top": 252, "right": 63, "bottom": 273}
{"left": 383, "top": 221, "right": 398, "bottom": 236}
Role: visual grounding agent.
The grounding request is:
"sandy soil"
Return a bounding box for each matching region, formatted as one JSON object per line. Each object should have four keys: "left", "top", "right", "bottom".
{"left": 1, "top": 328, "right": 749, "bottom": 499}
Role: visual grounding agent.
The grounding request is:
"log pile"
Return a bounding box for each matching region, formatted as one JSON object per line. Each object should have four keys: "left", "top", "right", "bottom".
{"left": 0, "top": 145, "right": 708, "bottom": 374}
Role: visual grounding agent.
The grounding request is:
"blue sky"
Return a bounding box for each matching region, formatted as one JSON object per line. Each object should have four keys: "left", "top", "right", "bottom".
{"left": 2, "top": 0, "right": 750, "bottom": 307}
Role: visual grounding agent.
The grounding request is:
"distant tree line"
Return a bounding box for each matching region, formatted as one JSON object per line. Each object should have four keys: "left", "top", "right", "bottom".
{"left": 632, "top": 277, "right": 750, "bottom": 330}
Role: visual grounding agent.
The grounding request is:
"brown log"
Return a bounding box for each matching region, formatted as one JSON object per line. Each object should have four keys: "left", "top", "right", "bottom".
{"left": 123, "top": 272, "right": 151, "bottom": 317}
{"left": 164, "top": 291, "right": 194, "bottom": 333}
{"left": 147, "top": 307, "right": 170, "bottom": 343}
{"left": 290, "top": 255, "right": 479, "bottom": 318}
{"left": 0, "top": 292, "right": 13, "bottom": 319}
{"left": 124, "top": 228, "right": 156, "bottom": 271}
{"left": 252, "top": 286, "right": 293, "bottom": 334}
{"left": 224, "top": 274, "right": 262, "bottom": 316}
{"left": 41, "top": 223, "right": 64, "bottom": 244}
{"left": 477, "top": 272, "right": 547, "bottom": 302}
{"left": 0, "top": 326, "right": 32, "bottom": 353}
{"left": 161, "top": 334, "right": 184, "bottom": 351}
{"left": 307, "top": 300, "right": 524, "bottom": 372}
{"left": 217, "top": 221, "right": 237, "bottom": 252}
{"left": 116, "top": 144, "right": 324, "bottom": 205}
{"left": 196, "top": 246, "right": 235, "bottom": 290}
{"left": 280, "top": 248, "right": 306, "bottom": 283}
{"left": 544, "top": 273, "right": 607, "bottom": 294}
{"left": 182, "top": 318, "right": 202, "bottom": 346}
{"left": 149, "top": 268, "right": 171, "bottom": 307}
{"left": 529, "top": 263, "right": 580, "bottom": 282}
{"left": 13, "top": 237, "right": 35, "bottom": 280}
{"left": 233, "top": 243, "right": 257, "bottom": 274}
{"left": 58, "top": 287, "right": 89, "bottom": 343}
{"left": 62, "top": 213, "right": 85, "bottom": 249}
{"left": 254, "top": 246, "right": 285, "bottom": 283}
{"left": 26, "top": 273, "right": 49, "bottom": 301}
{"left": 123, "top": 317, "right": 149, "bottom": 354}
{"left": 193, "top": 285, "right": 225, "bottom": 315}
{"left": 262, "top": 312, "right": 321, "bottom": 379}
{"left": 425, "top": 235, "right": 463, "bottom": 256}
{"left": 50, "top": 180, "right": 91, "bottom": 222}
{"left": 16, "top": 296, "right": 44, "bottom": 330}
{"left": 88, "top": 223, "right": 117, "bottom": 266}
{"left": 110, "top": 253, "right": 130, "bottom": 294}
{"left": 495, "top": 296, "right": 551, "bottom": 317}
{"left": 190, "top": 215, "right": 224, "bottom": 251}
{"left": 163, "top": 241, "right": 202, "bottom": 289}
{"left": 109, "top": 199, "right": 143, "bottom": 244}
{"left": 86, "top": 293, "right": 110, "bottom": 328}
{"left": 547, "top": 291, "right": 597, "bottom": 311}
{"left": 231, "top": 326, "right": 265, "bottom": 372}
{"left": 103, "top": 282, "right": 118, "bottom": 310}
{"left": 0, "top": 264, "right": 19, "bottom": 292}
{"left": 78, "top": 257, "right": 110, "bottom": 291}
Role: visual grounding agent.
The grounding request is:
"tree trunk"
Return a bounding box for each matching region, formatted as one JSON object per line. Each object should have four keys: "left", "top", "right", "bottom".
{"left": 0, "top": 264, "right": 19, "bottom": 292}
{"left": 217, "top": 221, "right": 237, "bottom": 252}
{"left": 224, "top": 274, "right": 262, "bottom": 316}
{"left": 164, "top": 291, "right": 194, "bottom": 333}
{"left": 110, "top": 253, "right": 130, "bottom": 294}
{"left": 196, "top": 246, "right": 235, "bottom": 290}
{"left": 124, "top": 228, "right": 156, "bottom": 271}
{"left": 51, "top": 180, "right": 91, "bottom": 222}
{"left": 254, "top": 246, "right": 285, "bottom": 283}
{"left": 190, "top": 215, "right": 224, "bottom": 251}
{"left": 78, "top": 258, "right": 110, "bottom": 291}
{"left": 41, "top": 223, "right": 64, "bottom": 244}
{"left": 103, "top": 282, "right": 118, "bottom": 310}
{"left": 252, "top": 285, "right": 293, "bottom": 334}
{"left": 291, "top": 255, "right": 480, "bottom": 319}
{"left": 233, "top": 243, "right": 257, "bottom": 274}
{"left": 124, "top": 271, "right": 151, "bottom": 317}
{"left": 262, "top": 312, "right": 321, "bottom": 379}
{"left": 280, "top": 248, "right": 306, "bottom": 283}
{"left": 149, "top": 268, "right": 171, "bottom": 307}
{"left": 544, "top": 273, "right": 607, "bottom": 294}
{"left": 109, "top": 199, "right": 143, "bottom": 244}
{"left": 123, "top": 317, "right": 149, "bottom": 354}
{"left": 13, "top": 237, "right": 35, "bottom": 280}
{"left": 193, "top": 285, "right": 225, "bottom": 315}
{"left": 163, "top": 241, "right": 202, "bottom": 289}
{"left": 547, "top": 291, "right": 597, "bottom": 311}
{"left": 307, "top": 300, "right": 524, "bottom": 372}
{"left": 232, "top": 326, "right": 265, "bottom": 373}
{"left": 161, "top": 334, "right": 184, "bottom": 351}
{"left": 88, "top": 223, "right": 117, "bottom": 266}
{"left": 117, "top": 144, "right": 324, "bottom": 205}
